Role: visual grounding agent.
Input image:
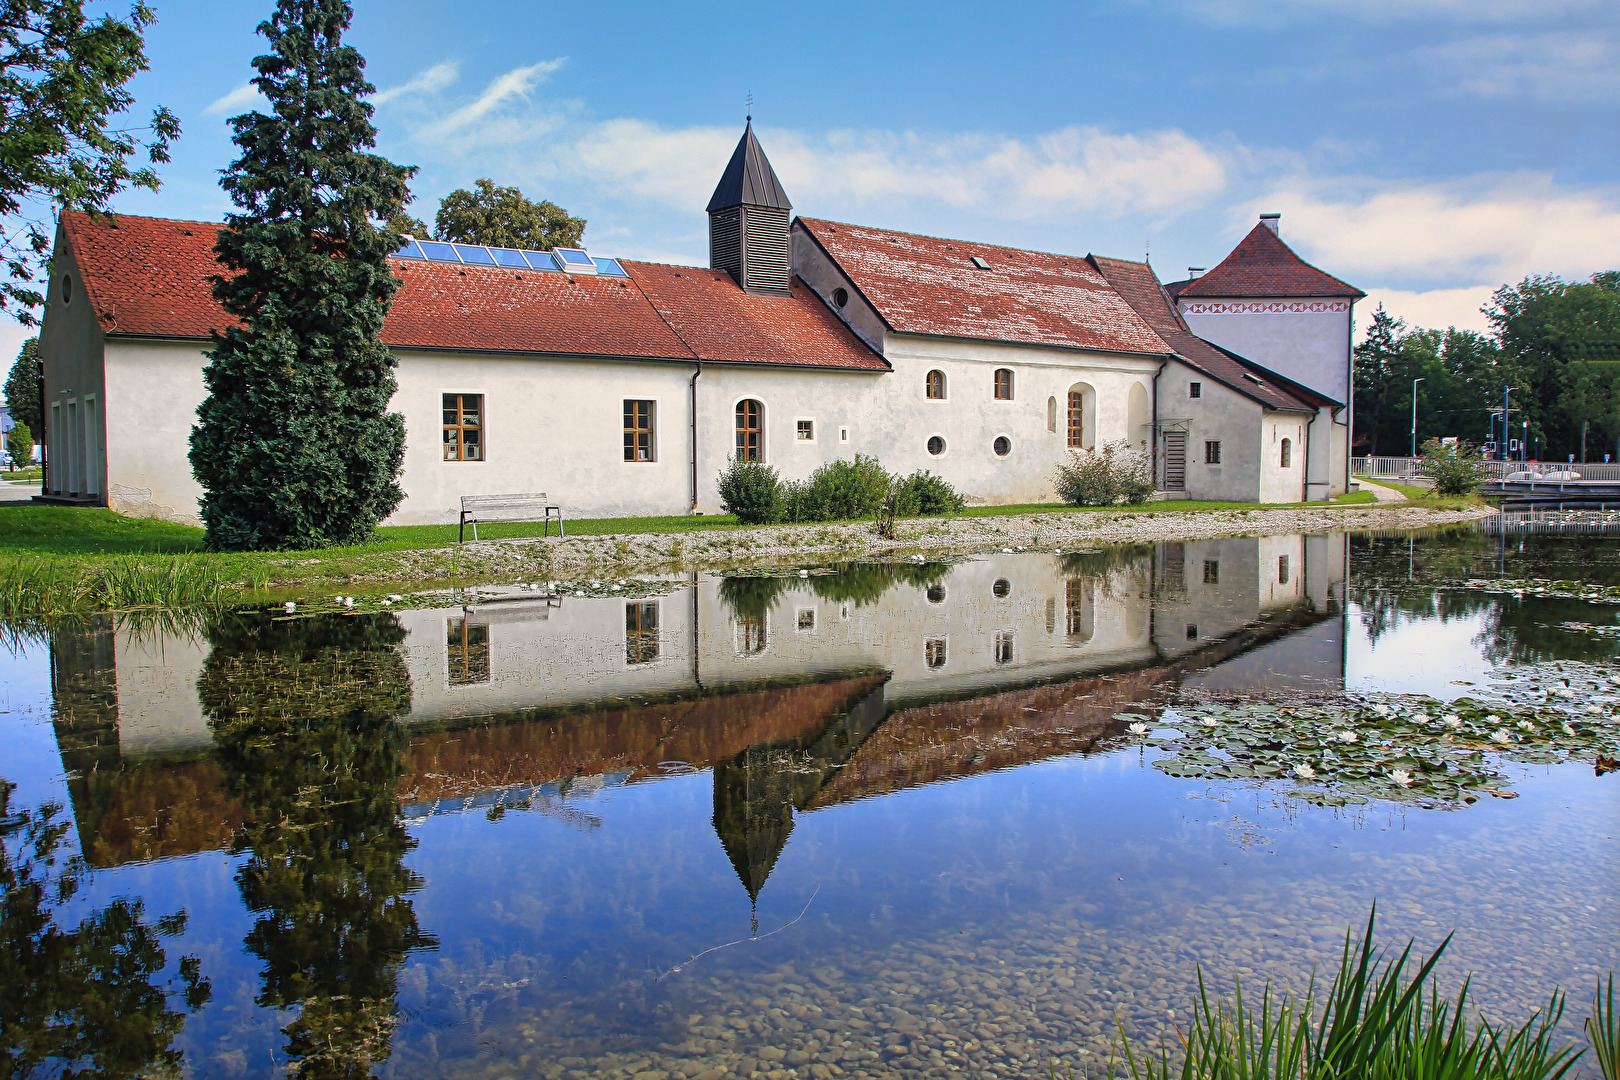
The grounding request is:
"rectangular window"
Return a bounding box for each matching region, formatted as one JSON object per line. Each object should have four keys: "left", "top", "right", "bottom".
{"left": 1189, "top": 382, "right": 1202, "bottom": 399}
{"left": 624, "top": 399, "right": 655, "bottom": 462}
{"left": 925, "top": 638, "right": 948, "bottom": 668}
{"left": 994, "top": 368, "right": 1014, "bottom": 400}
{"left": 1204, "top": 440, "right": 1221, "bottom": 464}
{"left": 626, "top": 601, "right": 659, "bottom": 663}
{"left": 994, "top": 630, "right": 1014, "bottom": 664}
{"left": 1203, "top": 559, "right": 1220, "bottom": 584}
{"left": 447, "top": 617, "right": 490, "bottom": 685}
{"left": 1067, "top": 390, "right": 1084, "bottom": 448}
{"left": 796, "top": 608, "right": 816, "bottom": 632}
{"left": 443, "top": 393, "right": 484, "bottom": 462}
{"left": 796, "top": 419, "right": 814, "bottom": 441}
{"left": 1278, "top": 555, "right": 1290, "bottom": 584}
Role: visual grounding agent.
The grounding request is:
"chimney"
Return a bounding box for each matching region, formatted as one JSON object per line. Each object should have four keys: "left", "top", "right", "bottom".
{"left": 1260, "top": 213, "right": 1280, "bottom": 236}
{"left": 1188, "top": 267, "right": 1206, "bottom": 280}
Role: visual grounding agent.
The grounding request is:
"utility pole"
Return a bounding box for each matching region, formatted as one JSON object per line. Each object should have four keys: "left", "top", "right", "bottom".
{"left": 1582, "top": 420, "right": 1588, "bottom": 464}
{"left": 1410, "top": 377, "right": 1425, "bottom": 458}
{"left": 1501, "top": 386, "right": 1515, "bottom": 462}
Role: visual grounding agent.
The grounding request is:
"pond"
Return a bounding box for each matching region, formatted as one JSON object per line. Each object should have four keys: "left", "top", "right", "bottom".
{"left": 2, "top": 527, "right": 1617, "bottom": 1080}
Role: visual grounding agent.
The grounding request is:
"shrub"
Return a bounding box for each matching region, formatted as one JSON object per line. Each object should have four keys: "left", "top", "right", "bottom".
{"left": 716, "top": 458, "right": 782, "bottom": 525}
{"left": 1419, "top": 437, "right": 1487, "bottom": 496}
{"left": 1053, "top": 440, "right": 1154, "bottom": 506}
{"left": 7, "top": 420, "right": 31, "bottom": 467}
{"left": 892, "top": 469, "right": 966, "bottom": 517}
{"left": 799, "top": 454, "right": 891, "bottom": 521}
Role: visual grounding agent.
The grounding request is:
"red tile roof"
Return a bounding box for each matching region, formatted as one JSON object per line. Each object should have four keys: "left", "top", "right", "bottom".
{"left": 625, "top": 262, "right": 887, "bottom": 370}
{"left": 797, "top": 218, "right": 1171, "bottom": 357}
{"left": 57, "top": 211, "right": 881, "bottom": 369}
{"left": 1174, "top": 223, "right": 1363, "bottom": 299}
{"left": 1088, "top": 254, "right": 1337, "bottom": 412}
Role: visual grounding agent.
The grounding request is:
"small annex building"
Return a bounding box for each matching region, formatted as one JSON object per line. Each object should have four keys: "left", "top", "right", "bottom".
{"left": 36, "top": 122, "right": 1355, "bottom": 525}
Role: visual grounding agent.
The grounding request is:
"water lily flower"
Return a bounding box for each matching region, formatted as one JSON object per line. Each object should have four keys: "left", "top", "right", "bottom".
{"left": 1129, "top": 723, "right": 1150, "bottom": 736}
{"left": 1337, "top": 730, "right": 1359, "bottom": 743}
{"left": 343, "top": 597, "right": 355, "bottom": 608}
{"left": 1373, "top": 703, "right": 1391, "bottom": 716}
{"left": 1587, "top": 704, "right": 1602, "bottom": 714}
{"left": 1485, "top": 714, "right": 1501, "bottom": 725}
{"left": 283, "top": 601, "right": 296, "bottom": 612}
{"left": 1292, "top": 763, "right": 1317, "bottom": 780}
{"left": 1390, "top": 769, "right": 1414, "bottom": 787}
{"left": 800, "top": 569, "right": 811, "bottom": 576}
{"left": 1562, "top": 722, "right": 1577, "bottom": 736}
{"left": 1490, "top": 729, "right": 1513, "bottom": 744}
{"left": 1515, "top": 720, "right": 1534, "bottom": 732}
{"left": 1443, "top": 715, "right": 1462, "bottom": 728}
{"left": 1002, "top": 548, "right": 1014, "bottom": 554}
{"left": 1200, "top": 717, "right": 1221, "bottom": 728}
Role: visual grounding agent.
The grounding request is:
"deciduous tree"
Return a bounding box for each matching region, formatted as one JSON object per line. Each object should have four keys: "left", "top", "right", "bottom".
{"left": 434, "top": 178, "right": 585, "bottom": 250}
{"left": 3, "top": 335, "right": 40, "bottom": 433}
{"left": 0, "top": 1, "right": 178, "bottom": 322}
{"left": 189, "top": 0, "right": 414, "bottom": 551}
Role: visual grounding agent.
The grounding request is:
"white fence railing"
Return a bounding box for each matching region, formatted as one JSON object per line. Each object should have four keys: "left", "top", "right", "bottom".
{"left": 1352, "top": 457, "right": 1620, "bottom": 482}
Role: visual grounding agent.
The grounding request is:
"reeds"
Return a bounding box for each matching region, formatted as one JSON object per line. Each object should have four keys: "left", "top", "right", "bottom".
{"left": 1591, "top": 976, "right": 1618, "bottom": 1080}
{"left": 0, "top": 554, "right": 270, "bottom": 616}
{"left": 1099, "top": 908, "right": 1591, "bottom": 1080}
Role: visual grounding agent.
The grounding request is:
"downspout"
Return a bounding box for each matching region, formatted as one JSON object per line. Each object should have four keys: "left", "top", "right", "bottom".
{"left": 689, "top": 359, "right": 702, "bottom": 513}
{"left": 1344, "top": 303, "right": 1355, "bottom": 495}
{"left": 1152, "top": 355, "right": 1168, "bottom": 488}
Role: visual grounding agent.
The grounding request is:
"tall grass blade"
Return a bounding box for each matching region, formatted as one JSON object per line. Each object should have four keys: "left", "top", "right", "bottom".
{"left": 1591, "top": 976, "right": 1619, "bottom": 1080}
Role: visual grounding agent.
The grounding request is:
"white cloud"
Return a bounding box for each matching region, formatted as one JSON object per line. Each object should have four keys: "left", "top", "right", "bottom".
{"left": 204, "top": 82, "right": 263, "bottom": 118}
{"left": 1360, "top": 286, "right": 1496, "bottom": 334}
{"left": 373, "top": 61, "right": 461, "bottom": 106}
{"left": 1423, "top": 31, "right": 1620, "bottom": 102}
{"left": 419, "top": 59, "right": 566, "bottom": 141}
{"left": 1248, "top": 175, "right": 1620, "bottom": 288}
{"left": 570, "top": 120, "right": 1227, "bottom": 220}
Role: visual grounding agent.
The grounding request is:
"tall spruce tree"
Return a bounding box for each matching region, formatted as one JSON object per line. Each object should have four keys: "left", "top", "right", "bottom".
{"left": 189, "top": 0, "right": 413, "bottom": 551}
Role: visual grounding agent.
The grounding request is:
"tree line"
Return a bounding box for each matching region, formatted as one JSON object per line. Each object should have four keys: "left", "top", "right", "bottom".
{"left": 1354, "top": 271, "right": 1620, "bottom": 462}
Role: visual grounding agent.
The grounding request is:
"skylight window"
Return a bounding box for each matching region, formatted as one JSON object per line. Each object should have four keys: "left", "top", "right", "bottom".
{"left": 1243, "top": 373, "right": 1264, "bottom": 385}
{"left": 491, "top": 247, "right": 529, "bottom": 269}
{"left": 453, "top": 244, "right": 498, "bottom": 266}
{"left": 416, "top": 240, "right": 458, "bottom": 261}
{"left": 971, "top": 256, "right": 992, "bottom": 270}
{"left": 551, "top": 247, "right": 597, "bottom": 274}
{"left": 394, "top": 239, "right": 425, "bottom": 259}
{"left": 593, "top": 257, "right": 628, "bottom": 277}
{"left": 521, "top": 250, "right": 561, "bottom": 272}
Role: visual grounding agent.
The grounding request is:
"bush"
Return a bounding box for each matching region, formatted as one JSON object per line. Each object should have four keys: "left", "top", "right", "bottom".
{"left": 796, "top": 454, "right": 891, "bottom": 522}
{"left": 891, "top": 470, "right": 966, "bottom": 517}
{"left": 7, "top": 420, "right": 31, "bottom": 467}
{"left": 1419, "top": 437, "right": 1487, "bottom": 495}
{"left": 1053, "top": 440, "right": 1154, "bottom": 506}
{"left": 716, "top": 458, "right": 782, "bottom": 525}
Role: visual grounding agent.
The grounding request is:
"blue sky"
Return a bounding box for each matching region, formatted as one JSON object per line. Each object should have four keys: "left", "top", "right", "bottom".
{"left": 5, "top": 0, "right": 1619, "bottom": 370}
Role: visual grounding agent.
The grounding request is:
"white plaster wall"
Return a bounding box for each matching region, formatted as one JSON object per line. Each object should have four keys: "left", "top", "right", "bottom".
{"left": 392, "top": 351, "right": 698, "bottom": 524}
{"left": 878, "top": 334, "right": 1160, "bottom": 507}
{"left": 112, "top": 629, "right": 213, "bottom": 757}
{"left": 38, "top": 234, "right": 110, "bottom": 501}
{"left": 1156, "top": 364, "right": 1265, "bottom": 501}
{"left": 103, "top": 340, "right": 208, "bottom": 524}
{"left": 1258, "top": 412, "right": 1310, "bottom": 504}
{"left": 692, "top": 364, "right": 889, "bottom": 514}
{"left": 1178, "top": 299, "right": 1353, "bottom": 406}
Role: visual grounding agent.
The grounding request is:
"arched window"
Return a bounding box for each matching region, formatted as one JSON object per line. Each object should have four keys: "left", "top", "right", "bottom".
{"left": 1048, "top": 396, "right": 1058, "bottom": 432}
{"left": 1280, "top": 438, "right": 1292, "bottom": 468}
{"left": 994, "top": 368, "right": 1014, "bottom": 400}
{"left": 926, "top": 370, "right": 946, "bottom": 399}
{"left": 735, "top": 399, "right": 763, "bottom": 462}
{"left": 1067, "top": 390, "right": 1084, "bottom": 447}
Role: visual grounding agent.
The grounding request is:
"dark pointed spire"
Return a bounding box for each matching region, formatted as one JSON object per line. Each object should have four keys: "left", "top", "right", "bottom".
{"left": 707, "top": 120, "right": 792, "bottom": 213}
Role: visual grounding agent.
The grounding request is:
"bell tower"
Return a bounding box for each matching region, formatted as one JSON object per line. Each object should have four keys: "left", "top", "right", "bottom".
{"left": 707, "top": 120, "right": 793, "bottom": 296}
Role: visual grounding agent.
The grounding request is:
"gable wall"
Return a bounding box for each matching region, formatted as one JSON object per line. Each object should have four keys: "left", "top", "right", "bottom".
{"left": 1258, "top": 411, "right": 1310, "bottom": 504}
{"left": 38, "top": 233, "right": 110, "bottom": 502}
{"left": 1178, "top": 298, "right": 1352, "bottom": 406}
{"left": 1157, "top": 360, "right": 1266, "bottom": 502}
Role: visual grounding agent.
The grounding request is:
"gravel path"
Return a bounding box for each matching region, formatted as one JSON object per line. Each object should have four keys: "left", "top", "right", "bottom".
{"left": 423, "top": 502, "right": 1495, "bottom": 583}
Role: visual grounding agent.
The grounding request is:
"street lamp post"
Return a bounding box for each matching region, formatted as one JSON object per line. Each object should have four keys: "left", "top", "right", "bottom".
{"left": 1410, "top": 377, "right": 1425, "bottom": 459}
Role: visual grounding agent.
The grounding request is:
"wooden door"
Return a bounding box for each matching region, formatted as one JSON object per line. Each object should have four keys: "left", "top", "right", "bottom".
{"left": 1163, "top": 432, "right": 1187, "bottom": 490}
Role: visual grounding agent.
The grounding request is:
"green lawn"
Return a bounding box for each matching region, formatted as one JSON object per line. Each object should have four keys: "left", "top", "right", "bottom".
{"left": 1353, "top": 476, "right": 1481, "bottom": 510}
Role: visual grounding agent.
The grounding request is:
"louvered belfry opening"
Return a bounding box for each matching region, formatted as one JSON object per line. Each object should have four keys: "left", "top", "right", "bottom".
{"left": 707, "top": 121, "right": 793, "bottom": 296}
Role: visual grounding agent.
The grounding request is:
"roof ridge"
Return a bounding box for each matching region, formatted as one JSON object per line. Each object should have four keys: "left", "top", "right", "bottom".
{"left": 798, "top": 216, "right": 1096, "bottom": 265}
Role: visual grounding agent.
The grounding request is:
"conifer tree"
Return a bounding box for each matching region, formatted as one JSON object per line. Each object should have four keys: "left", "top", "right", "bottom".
{"left": 189, "top": 0, "right": 413, "bottom": 550}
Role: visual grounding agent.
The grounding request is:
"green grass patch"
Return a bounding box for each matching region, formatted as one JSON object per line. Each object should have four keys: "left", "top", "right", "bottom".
{"left": 1355, "top": 476, "right": 1484, "bottom": 511}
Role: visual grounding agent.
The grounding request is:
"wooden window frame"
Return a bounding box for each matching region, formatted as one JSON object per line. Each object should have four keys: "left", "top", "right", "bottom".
{"left": 626, "top": 600, "right": 659, "bottom": 663}
{"left": 624, "top": 399, "right": 656, "bottom": 462}
{"left": 736, "top": 399, "right": 763, "bottom": 462}
{"left": 1067, "top": 390, "right": 1084, "bottom": 448}
{"left": 1204, "top": 440, "right": 1222, "bottom": 464}
{"left": 1189, "top": 382, "right": 1202, "bottom": 399}
{"left": 1280, "top": 438, "right": 1292, "bottom": 468}
{"left": 926, "top": 369, "right": 947, "bottom": 400}
{"left": 993, "top": 368, "right": 1014, "bottom": 400}
{"left": 796, "top": 418, "right": 815, "bottom": 442}
{"left": 447, "top": 616, "right": 490, "bottom": 685}
{"left": 443, "top": 393, "right": 485, "bottom": 462}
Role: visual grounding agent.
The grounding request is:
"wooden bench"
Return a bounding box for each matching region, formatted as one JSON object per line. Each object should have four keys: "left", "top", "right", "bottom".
{"left": 459, "top": 493, "right": 565, "bottom": 542}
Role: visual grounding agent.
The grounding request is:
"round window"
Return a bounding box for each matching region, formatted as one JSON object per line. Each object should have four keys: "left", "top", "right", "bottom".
{"left": 993, "top": 435, "right": 1011, "bottom": 456}
{"left": 992, "top": 578, "right": 1011, "bottom": 598}
{"left": 60, "top": 274, "right": 72, "bottom": 304}
{"left": 927, "top": 435, "right": 945, "bottom": 456}
{"left": 832, "top": 287, "right": 849, "bottom": 308}
{"left": 926, "top": 584, "right": 946, "bottom": 604}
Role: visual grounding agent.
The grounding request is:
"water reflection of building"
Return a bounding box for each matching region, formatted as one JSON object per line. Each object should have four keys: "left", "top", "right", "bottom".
{"left": 44, "top": 537, "right": 1346, "bottom": 900}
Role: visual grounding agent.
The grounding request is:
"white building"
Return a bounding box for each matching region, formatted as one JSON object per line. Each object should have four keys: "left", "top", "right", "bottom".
{"left": 35, "top": 124, "right": 1357, "bottom": 523}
